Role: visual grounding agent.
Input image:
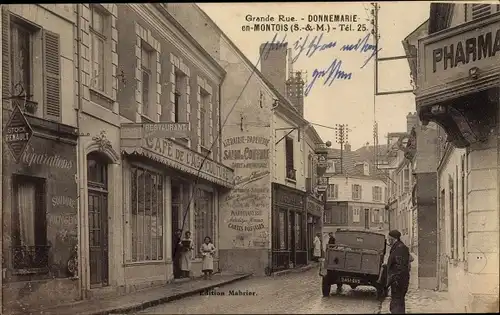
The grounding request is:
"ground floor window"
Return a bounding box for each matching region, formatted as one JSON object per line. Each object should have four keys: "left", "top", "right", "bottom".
{"left": 278, "top": 209, "right": 286, "bottom": 250}
{"left": 194, "top": 187, "right": 214, "bottom": 257}
{"left": 130, "top": 165, "right": 164, "bottom": 262}
{"left": 11, "top": 175, "right": 48, "bottom": 270}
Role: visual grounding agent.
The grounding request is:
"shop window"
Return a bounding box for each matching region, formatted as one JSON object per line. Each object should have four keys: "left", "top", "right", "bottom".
{"left": 285, "top": 137, "right": 295, "bottom": 181}
{"left": 372, "top": 209, "right": 380, "bottom": 223}
{"left": 295, "top": 213, "right": 302, "bottom": 250}
{"left": 11, "top": 175, "right": 48, "bottom": 271}
{"left": 279, "top": 209, "right": 286, "bottom": 250}
{"left": 353, "top": 207, "right": 360, "bottom": 223}
{"left": 327, "top": 184, "right": 338, "bottom": 200}
{"left": 372, "top": 186, "right": 382, "bottom": 201}
{"left": 130, "top": 166, "right": 164, "bottom": 262}
{"left": 352, "top": 184, "right": 362, "bottom": 200}
{"left": 287, "top": 211, "right": 292, "bottom": 250}
{"left": 194, "top": 188, "right": 214, "bottom": 258}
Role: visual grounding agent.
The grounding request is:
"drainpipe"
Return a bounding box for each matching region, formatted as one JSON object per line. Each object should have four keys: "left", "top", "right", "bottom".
{"left": 217, "top": 74, "right": 225, "bottom": 273}
{"left": 0, "top": 4, "right": 4, "bottom": 312}
{"left": 75, "top": 3, "right": 86, "bottom": 301}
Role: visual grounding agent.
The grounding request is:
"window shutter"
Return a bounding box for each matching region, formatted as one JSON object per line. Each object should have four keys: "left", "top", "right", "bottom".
{"left": 2, "top": 8, "right": 10, "bottom": 103}
{"left": 43, "top": 30, "right": 61, "bottom": 121}
{"left": 351, "top": 184, "right": 355, "bottom": 199}
{"left": 471, "top": 4, "right": 491, "bottom": 20}
{"left": 334, "top": 184, "right": 338, "bottom": 199}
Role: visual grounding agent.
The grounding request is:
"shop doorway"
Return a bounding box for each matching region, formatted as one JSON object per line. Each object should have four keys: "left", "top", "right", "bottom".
{"left": 171, "top": 182, "right": 183, "bottom": 279}
{"left": 87, "top": 152, "right": 109, "bottom": 288}
{"left": 364, "top": 209, "right": 370, "bottom": 230}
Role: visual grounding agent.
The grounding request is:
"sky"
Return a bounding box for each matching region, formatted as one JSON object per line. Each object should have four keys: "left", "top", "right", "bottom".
{"left": 198, "top": 2, "right": 431, "bottom": 150}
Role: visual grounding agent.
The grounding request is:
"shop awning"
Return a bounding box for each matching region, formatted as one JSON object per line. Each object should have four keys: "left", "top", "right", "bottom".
{"left": 121, "top": 124, "right": 234, "bottom": 188}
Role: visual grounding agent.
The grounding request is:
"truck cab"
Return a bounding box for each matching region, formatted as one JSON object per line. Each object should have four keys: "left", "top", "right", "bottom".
{"left": 319, "top": 229, "right": 388, "bottom": 299}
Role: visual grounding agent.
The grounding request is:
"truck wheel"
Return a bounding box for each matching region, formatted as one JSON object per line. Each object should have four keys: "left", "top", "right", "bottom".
{"left": 322, "top": 277, "right": 331, "bottom": 297}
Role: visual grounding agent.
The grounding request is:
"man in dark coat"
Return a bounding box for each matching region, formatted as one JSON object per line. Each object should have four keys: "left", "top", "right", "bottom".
{"left": 172, "top": 229, "right": 183, "bottom": 278}
{"left": 328, "top": 232, "right": 336, "bottom": 244}
{"left": 386, "top": 230, "right": 410, "bottom": 314}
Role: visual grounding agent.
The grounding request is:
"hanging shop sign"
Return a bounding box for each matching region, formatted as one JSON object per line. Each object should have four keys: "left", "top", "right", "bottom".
{"left": 3, "top": 106, "right": 33, "bottom": 163}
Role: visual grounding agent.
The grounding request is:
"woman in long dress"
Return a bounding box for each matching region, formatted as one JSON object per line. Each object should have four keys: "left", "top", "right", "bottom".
{"left": 200, "top": 236, "right": 216, "bottom": 280}
{"left": 179, "top": 231, "right": 194, "bottom": 278}
{"left": 313, "top": 232, "right": 322, "bottom": 262}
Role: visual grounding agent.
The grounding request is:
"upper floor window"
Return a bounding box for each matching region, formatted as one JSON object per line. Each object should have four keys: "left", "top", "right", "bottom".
{"left": 90, "top": 6, "right": 108, "bottom": 92}
{"left": 327, "top": 184, "right": 338, "bottom": 200}
{"left": 373, "top": 186, "right": 382, "bottom": 201}
{"left": 200, "top": 89, "right": 210, "bottom": 148}
{"left": 6, "top": 15, "right": 61, "bottom": 120}
{"left": 174, "top": 72, "right": 182, "bottom": 123}
{"left": 285, "top": 137, "right": 295, "bottom": 181}
{"left": 141, "top": 41, "right": 154, "bottom": 118}
{"left": 403, "top": 168, "right": 410, "bottom": 193}
{"left": 352, "top": 184, "right": 362, "bottom": 200}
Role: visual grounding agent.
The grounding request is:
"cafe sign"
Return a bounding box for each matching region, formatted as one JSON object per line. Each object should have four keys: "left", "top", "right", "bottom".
{"left": 121, "top": 124, "right": 234, "bottom": 187}
{"left": 3, "top": 106, "right": 33, "bottom": 163}
{"left": 417, "top": 14, "right": 500, "bottom": 102}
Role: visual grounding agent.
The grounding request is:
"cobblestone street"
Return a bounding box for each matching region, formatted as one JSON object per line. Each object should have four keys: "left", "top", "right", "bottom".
{"left": 136, "top": 269, "right": 383, "bottom": 314}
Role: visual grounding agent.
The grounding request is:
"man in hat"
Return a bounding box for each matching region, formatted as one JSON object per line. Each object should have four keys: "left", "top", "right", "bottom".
{"left": 386, "top": 229, "right": 411, "bottom": 314}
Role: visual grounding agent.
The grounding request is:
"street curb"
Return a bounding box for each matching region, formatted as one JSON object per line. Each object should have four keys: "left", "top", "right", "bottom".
{"left": 271, "top": 264, "right": 315, "bottom": 277}
{"left": 81, "top": 274, "right": 252, "bottom": 315}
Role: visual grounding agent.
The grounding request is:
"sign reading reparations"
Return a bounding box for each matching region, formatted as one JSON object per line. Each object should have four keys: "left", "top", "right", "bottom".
{"left": 143, "top": 122, "right": 190, "bottom": 139}
{"left": 3, "top": 106, "right": 33, "bottom": 163}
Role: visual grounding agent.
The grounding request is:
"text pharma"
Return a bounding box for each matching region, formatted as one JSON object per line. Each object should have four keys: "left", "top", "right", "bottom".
{"left": 432, "top": 29, "right": 500, "bottom": 72}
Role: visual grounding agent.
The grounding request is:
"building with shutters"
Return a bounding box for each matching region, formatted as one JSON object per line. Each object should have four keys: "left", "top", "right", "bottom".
{"left": 165, "top": 3, "right": 329, "bottom": 275}
{"left": 78, "top": 3, "right": 233, "bottom": 297}
{"left": 416, "top": 3, "right": 500, "bottom": 312}
{"left": 323, "top": 143, "right": 389, "bottom": 238}
{"left": 1, "top": 4, "right": 80, "bottom": 314}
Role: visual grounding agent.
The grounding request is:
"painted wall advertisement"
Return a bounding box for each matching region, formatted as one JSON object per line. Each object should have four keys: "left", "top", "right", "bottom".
{"left": 219, "top": 127, "right": 271, "bottom": 249}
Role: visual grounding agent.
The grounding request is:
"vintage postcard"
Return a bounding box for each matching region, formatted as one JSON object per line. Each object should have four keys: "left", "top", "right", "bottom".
{"left": 0, "top": 2, "right": 499, "bottom": 314}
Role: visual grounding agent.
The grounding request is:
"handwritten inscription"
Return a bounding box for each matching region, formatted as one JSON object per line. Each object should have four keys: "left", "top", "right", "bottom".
{"left": 22, "top": 146, "right": 74, "bottom": 170}
{"left": 305, "top": 59, "right": 352, "bottom": 96}
{"left": 260, "top": 33, "right": 287, "bottom": 61}
{"left": 292, "top": 33, "right": 337, "bottom": 62}
{"left": 52, "top": 196, "right": 76, "bottom": 209}
{"left": 340, "top": 33, "right": 381, "bottom": 69}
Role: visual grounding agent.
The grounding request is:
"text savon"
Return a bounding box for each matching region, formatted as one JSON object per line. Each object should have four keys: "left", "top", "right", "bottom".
{"left": 432, "top": 28, "right": 500, "bottom": 72}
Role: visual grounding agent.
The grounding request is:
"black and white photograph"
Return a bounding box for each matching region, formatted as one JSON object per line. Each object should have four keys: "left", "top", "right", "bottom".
{"left": 0, "top": 2, "right": 499, "bottom": 314}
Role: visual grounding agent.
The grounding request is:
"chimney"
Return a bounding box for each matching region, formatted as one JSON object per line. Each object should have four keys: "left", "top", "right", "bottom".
{"left": 259, "top": 42, "right": 288, "bottom": 96}
{"left": 285, "top": 71, "right": 305, "bottom": 116}
{"left": 344, "top": 142, "right": 351, "bottom": 152}
{"left": 406, "top": 112, "right": 419, "bottom": 133}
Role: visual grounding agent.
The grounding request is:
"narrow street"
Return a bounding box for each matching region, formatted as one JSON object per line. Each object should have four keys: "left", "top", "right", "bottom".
{"left": 136, "top": 269, "right": 382, "bottom": 314}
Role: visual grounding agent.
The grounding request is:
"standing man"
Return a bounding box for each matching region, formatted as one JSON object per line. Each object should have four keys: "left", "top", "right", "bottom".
{"left": 172, "top": 229, "right": 183, "bottom": 278}
{"left": 387, "top": 230, "right": 411, "bottom": 314}
{"left": 328, "top": 232, "right": 336, "bottom": 244}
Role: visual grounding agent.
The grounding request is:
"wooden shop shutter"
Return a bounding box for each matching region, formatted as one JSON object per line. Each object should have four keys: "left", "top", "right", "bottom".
{"left": 43, "top": 29, "right": 61, "bottom": 120}
{"left": 2, "top": 8, "right": 11, "bottom": 103}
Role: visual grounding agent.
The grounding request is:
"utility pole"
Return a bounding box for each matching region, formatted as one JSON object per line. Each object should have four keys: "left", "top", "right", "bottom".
{"left": 334, "top": 124, "right": 349, "bottom": 174}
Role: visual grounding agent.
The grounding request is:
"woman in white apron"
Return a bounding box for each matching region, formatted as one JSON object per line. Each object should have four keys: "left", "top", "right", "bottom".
{"left": 179, "top": 231, "right": 194, "bottom": 278}
{"left": 313, "top": 232, "right": 322, "bottom": 262}
{"left": 200, "top": 236, "right": 216, "bottom": 280}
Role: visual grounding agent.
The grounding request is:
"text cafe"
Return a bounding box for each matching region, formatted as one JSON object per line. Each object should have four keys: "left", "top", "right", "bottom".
{"left": 120, "top": 124, "right": 234, "bottom": 281}
{"left": 2, "top": 108, "right": 79, "bottom": 312}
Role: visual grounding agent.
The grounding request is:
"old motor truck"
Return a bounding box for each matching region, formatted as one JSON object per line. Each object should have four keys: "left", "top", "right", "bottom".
{"left": 319, "top": 229, "right": 388, "bottom": 299}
